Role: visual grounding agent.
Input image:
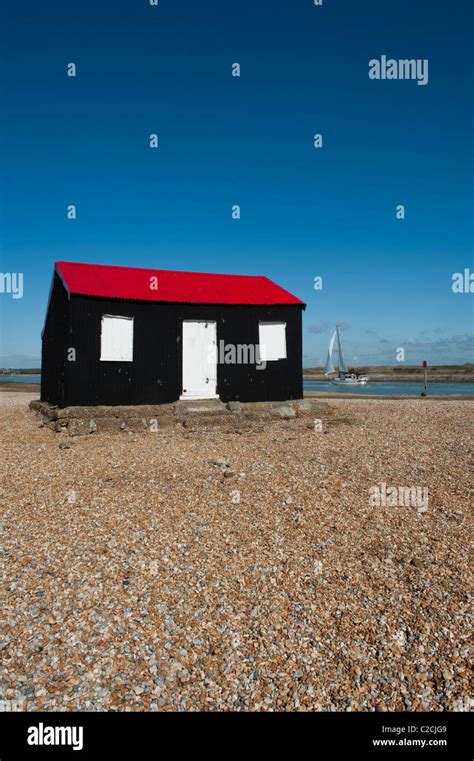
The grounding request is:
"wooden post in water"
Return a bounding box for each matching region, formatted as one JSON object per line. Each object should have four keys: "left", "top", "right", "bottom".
{"left": 421, "top": 360, "right": 428, "bottom": 396}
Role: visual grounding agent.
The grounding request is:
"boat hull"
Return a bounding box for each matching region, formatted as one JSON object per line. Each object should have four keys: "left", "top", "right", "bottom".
{"left": 329, "top": 374, "right": 369, "bottom": 386}
{"left": 330, "top": 379, "right": 368, "bottom": 386}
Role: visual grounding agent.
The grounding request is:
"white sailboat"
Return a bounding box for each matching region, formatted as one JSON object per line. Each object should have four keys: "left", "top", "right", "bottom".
{"left": 325, "top": 325, "right": 368, "bottom": 385}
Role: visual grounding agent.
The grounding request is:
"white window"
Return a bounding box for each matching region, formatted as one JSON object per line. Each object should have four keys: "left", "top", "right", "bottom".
{"left": 258, "top": 321, "right": 287, "bottom": 362}
{"left": 100, "top": 315, "right": 134, "bottom": 362}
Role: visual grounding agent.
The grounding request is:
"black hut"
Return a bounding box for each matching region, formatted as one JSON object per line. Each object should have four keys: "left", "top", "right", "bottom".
{"left": 41, "top": 261, "right": 306, "bottom": 408}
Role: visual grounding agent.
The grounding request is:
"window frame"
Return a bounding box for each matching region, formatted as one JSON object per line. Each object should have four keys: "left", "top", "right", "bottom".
{"left": 258, "top": 320, "right": 287, "bottom": 362}
{"left": 100, "top": 314, "right": 134, "bottom": 362}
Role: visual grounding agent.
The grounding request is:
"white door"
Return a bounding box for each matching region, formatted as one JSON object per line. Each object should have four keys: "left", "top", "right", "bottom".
{"left": 180, "top": 321, "right": 218, "bottom": 400}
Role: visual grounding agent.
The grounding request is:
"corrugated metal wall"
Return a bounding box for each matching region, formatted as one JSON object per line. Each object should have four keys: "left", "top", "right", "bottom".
{"left": 41, "top": 273, "right": 70, "bottom": 406}
{"left": 43, "top": 286, "right": 303, "bottom": 407}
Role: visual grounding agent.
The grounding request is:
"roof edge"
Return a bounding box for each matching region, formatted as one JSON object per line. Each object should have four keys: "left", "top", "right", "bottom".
{"left": 53, "top": 260, "right": 306, "bottom": 308}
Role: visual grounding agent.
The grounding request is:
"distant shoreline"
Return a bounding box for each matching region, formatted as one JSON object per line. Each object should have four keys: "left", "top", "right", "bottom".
{"left": 0, "top": 372, "right": 40, "bottom": 377}
{"left": 303, "top": 374, "right": 474, "bottom": 384}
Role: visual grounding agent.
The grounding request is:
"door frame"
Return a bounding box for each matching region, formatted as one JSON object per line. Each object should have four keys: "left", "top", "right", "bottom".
{"left": 179, "top": 319, "right": 219, "bottom": 400}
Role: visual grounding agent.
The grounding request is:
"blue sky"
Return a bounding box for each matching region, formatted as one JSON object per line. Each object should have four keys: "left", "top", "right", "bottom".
{"left": 1, "top": 0, "right": 473, "bottom": 368}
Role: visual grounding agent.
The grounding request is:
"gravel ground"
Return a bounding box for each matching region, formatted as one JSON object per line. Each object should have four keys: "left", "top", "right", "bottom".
{"left": 1, "top": 392, "right": 472, "bottom": 712}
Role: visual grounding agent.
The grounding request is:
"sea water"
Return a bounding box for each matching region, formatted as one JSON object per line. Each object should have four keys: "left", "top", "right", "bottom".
{"left": 304, "top": 381, "right": 474, "bottom": 396}
{"left": 1, "top": 375, "right": 41, "bottom": 384}
{"left": 2, "top": 376, "right": 473, "bottom": 396}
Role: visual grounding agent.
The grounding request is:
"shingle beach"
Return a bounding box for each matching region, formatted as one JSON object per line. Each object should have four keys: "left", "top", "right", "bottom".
{"left": 1, "top": 392, "right": 471, "bottom": 712}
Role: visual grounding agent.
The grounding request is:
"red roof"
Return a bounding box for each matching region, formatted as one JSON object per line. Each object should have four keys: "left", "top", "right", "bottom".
{"left": 55, "top": 261, "right": 305, "bottom": 307}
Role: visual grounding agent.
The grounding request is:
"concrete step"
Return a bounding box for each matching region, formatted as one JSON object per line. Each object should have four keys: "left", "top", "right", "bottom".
{"left": 174, "top": 399, "right": 229, "bottom": 416}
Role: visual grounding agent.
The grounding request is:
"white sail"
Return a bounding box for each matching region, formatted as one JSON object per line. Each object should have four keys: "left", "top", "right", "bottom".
{"left": 324, "top": 330, "right": 337, "bottom": 375}
{"left": 336, "top": 325, "right": 349, "bottom": 373}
